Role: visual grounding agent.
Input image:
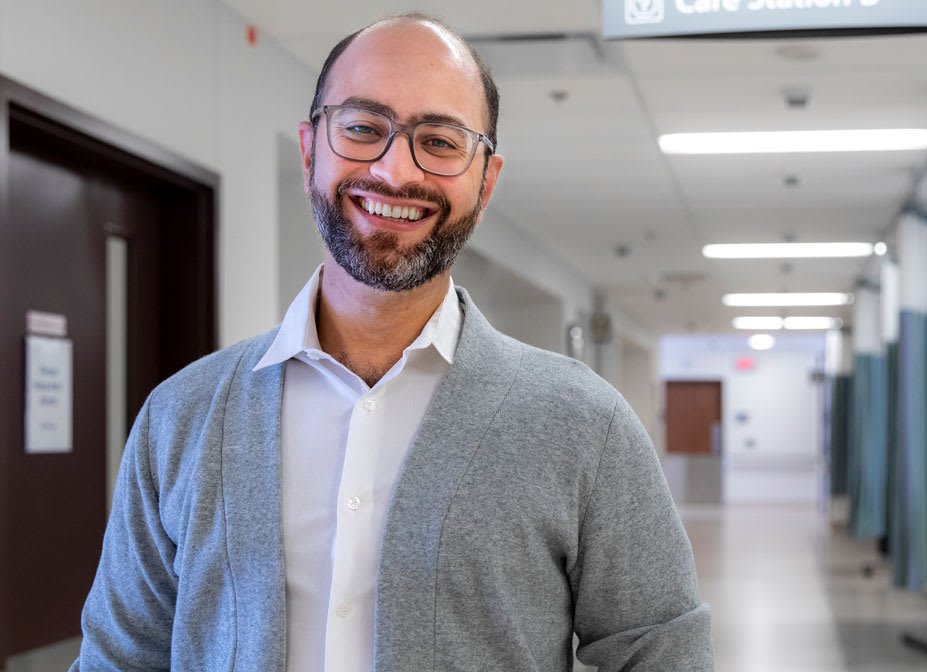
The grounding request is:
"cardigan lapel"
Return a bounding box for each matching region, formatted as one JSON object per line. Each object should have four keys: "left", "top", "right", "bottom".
{"left": 375, "top": 289, "right": 524, "bottom": 672}
{"left": 220, "top": 331, "right": 288, "bottom": 671}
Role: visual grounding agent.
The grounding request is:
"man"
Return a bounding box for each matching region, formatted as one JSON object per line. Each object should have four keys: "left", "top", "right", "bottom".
{"left": 73, "top": 13, "right": 713, "bottom": 672}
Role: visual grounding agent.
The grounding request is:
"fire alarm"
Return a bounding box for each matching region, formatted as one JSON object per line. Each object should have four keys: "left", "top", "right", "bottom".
{"left": 246, "top": 24, "right": 258, "bottom": 47}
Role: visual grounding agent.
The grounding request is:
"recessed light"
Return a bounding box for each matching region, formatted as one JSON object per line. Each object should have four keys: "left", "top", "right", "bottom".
{"left": 723, "top": 293, "right": 854, "bottom": 307}
{"left": 748, "top": 334, "right": 776, "bottom": 350}
{"left": 704, "top": 242, "right": 873, "bottom": 259}
{"left": 874, "top": 241, "right": 888, "bottom": 256}
{"left": 659, "top": 129, "right": 927, "bottom": 154}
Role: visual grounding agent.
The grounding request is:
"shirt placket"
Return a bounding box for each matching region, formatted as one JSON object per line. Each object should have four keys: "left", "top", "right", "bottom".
{"left": 324, "top": 387, "right": 383, "bottom": 672}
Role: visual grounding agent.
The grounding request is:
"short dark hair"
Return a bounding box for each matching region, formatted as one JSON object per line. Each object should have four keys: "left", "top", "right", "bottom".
{"left": 309, "top": 13, "right": 500, "bottom": 148}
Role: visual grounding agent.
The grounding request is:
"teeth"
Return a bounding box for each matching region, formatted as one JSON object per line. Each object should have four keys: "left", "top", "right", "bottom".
{"left": 361, "top": 198, "right": 425, "bottom": 222}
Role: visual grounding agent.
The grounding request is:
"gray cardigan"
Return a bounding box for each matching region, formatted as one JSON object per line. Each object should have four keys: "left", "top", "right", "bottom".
{"left": 73, "top": 289, "right": 713, "bottom": 671}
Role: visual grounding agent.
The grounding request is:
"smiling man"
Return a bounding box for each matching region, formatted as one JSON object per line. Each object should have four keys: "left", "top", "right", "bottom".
{"left": 73, "top": 13, "right": 713, "bottom": 672}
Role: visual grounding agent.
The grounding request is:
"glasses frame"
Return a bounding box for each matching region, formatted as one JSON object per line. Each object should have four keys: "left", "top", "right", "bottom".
{"left": 310, "top": 104, "right": 495, "bottom": 178}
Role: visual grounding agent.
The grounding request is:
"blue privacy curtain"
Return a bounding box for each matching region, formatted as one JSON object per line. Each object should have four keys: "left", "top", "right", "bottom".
{"left": 848, "top": 353, "right": 888, "bottom": 539}
{"left": 895, "top": 211, "right": 927, "bottom": 591}
{"left": 886, "top": 340, "right": 907, "bottom": 586}
{"left": 829, "top": 375, "right": 851, "bottom": 496}
{"left": 898, "top": 309, "right": 927, "bottom": 590}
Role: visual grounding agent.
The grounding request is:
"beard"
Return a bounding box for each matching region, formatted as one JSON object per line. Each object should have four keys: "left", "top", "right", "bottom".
{"left": 309, "top": 173, "right": 485, "bottom": 293}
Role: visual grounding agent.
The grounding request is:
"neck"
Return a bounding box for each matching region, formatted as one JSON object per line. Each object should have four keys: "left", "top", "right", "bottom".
{"left": 316, "top": 253, "right": 451, "bottom": 386}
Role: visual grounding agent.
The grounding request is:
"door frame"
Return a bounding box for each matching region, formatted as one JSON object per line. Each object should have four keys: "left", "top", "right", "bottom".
{"left": 0, "top": 74, "right": 220, "bottom": 664}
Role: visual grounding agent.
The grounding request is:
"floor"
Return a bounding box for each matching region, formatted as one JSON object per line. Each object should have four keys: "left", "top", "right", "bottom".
{"left": 682, "top": 504, "right": 927, "bottom": 672}
{"left": 5, "top": 504, "right": 927, "bottom": 671}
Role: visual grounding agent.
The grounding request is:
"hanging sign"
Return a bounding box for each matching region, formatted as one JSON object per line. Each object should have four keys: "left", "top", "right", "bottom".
{"left": 604, "top": 0, "right": 927, "bottom": 40}
{"left": 25, "top": 334, "right": 73, "bottom": 454}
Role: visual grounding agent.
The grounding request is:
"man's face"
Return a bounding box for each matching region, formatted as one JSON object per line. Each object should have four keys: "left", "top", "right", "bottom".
{"left": 298, "top": 22, "right": 503, "bottom": 292}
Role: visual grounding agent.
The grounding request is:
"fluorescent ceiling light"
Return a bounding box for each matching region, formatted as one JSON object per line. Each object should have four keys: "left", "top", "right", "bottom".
{"left": 748, "top": 334, "right": 776, "bottom": 351}
{"left": 659, "top": 129, "right": 927, "bottom": 154}
{"left": 733, "top": 316, "right": 784, "bottom": 330}
{"left": 784, "top": 316, "right": 844, "bottom": 330}
{"left": 704, "top": 242, "right": 873, "bottom": 259}
{"left": 723, "top": 293, "right": 854, "bottom": 307}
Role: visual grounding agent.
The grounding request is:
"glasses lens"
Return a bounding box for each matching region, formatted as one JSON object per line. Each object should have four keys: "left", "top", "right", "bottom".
{"left": 328, "top": 107, "right": 391, "bottom": 160}
{"left": 413, "top": 123, "right": 475, "bottom": 176}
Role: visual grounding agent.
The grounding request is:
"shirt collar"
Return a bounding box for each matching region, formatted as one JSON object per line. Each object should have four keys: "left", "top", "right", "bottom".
{"left": 253, "top": 264, "right": 461, "bottom": 371}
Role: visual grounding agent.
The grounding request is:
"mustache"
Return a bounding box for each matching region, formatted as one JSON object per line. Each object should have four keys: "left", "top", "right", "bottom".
{"left": 336, "top": 177, "right": 451, "bottom": 215}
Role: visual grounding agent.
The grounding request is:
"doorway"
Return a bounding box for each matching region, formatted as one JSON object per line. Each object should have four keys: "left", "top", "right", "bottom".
{"left": 665, "top": 380, "right": 723, "bottom": 455}
{"left": 663, "top": 380, "right": 724, "bottom": 506}
{"left": 0, "top": 76, "right": 218, "bottom": 665}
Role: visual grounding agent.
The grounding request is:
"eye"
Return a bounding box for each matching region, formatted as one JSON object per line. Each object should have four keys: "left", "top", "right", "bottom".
{"left": 424, "top": 137, "right": 457, "bottom": 150}
{"left": 417, "top": 129, "right": 469, "bottom": 156}
{"left": 332, "top": 109, "right": 390, "bottom": 144}
{"left": 345, "top": 123, "right": 378, "bottom": 136}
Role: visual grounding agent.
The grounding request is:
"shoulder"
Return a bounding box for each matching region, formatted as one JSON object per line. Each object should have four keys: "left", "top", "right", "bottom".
{"left": 513, "top": 341, "right": 640, "bottom": 437}
{"left": 519, "top": 343, "right": 616, "bottom": 407}
{"left": 145, "top": 327, "right": 279, "bottom": 431}
{"left": 455, "top": 288, "right": 631, "bottom": 431}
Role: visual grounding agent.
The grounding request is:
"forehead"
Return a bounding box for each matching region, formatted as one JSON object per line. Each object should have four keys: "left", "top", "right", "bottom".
{"left": 324, "top": 21, "right": 486, "bottom": 131}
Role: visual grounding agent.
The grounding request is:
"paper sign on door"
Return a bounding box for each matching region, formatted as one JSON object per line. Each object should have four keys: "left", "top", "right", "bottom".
{"left": 25, "top": 335, "right": 73, "bottom": 454}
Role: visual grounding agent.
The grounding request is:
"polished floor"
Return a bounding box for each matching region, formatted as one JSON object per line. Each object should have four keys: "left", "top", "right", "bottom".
{"left": 6, "top": 504, "right": 927, "bottom": 671}
{"left": 682, "top": 504, "right": 927, "bottom": 672}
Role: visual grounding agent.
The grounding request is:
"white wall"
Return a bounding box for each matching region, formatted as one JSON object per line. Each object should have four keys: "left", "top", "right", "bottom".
{"left": 452, "top": 247, "right": 564, "bottom": 355}
{"left": 660, "top": 334, "right": 826, "bottom": 503}
{"left": 620, "top": 339, "right": 658, "bottom": 449}
{"left": 467, "top": 211, "right": 593, "bottom": 353}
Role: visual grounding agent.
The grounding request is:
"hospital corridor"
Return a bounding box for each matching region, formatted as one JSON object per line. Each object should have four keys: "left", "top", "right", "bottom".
{"left": 2, "top": 1, "right": 926, "bottom": 670}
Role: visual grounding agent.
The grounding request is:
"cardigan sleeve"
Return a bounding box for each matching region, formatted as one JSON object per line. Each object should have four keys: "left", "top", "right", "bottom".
{"left": 70, "top": 395, "right": 177, "bottom": 672}
{"left": 571, "top": 396, "right": 714, "bottom": 671}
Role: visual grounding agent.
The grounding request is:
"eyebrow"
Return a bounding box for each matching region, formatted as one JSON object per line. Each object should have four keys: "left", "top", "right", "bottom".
{"left": 339, "top": 96, "right": 472, "bottom": 130}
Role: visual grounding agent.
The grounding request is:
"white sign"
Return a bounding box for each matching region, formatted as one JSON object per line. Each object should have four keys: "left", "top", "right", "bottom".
{"left": 604, "top": 0, "right": 927, "bottom": 39}
{"left": 25, "top": 335, "right": 73, "bottom": 454}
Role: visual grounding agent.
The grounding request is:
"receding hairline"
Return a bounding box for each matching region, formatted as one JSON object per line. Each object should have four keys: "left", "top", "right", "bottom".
{"left": 311, "top": 12, "right": 499, "bottom": 145}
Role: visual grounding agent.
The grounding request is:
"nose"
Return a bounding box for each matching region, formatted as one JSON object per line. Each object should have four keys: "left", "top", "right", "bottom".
{"left": 369, "top": 132, "right": 426, "bottom": 186}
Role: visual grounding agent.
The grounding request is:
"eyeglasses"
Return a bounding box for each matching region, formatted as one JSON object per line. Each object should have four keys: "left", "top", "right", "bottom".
{"left": 310, "top": 104, "right": 494, "bottom": 178}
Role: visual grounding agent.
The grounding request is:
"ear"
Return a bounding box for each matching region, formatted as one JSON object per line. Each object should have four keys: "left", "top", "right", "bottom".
{"left": 476, "top": 154, "right": 504, "bottom": 224}
{"left": 298, "top": 121, "right": 314, "bottom": 194}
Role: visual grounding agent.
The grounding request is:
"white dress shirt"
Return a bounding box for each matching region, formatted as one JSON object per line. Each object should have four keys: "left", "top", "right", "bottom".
{"left": 253, "top": 265, "right": 462, "bottom": 672}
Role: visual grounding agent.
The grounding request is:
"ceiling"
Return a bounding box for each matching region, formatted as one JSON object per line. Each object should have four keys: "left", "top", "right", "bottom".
{"left": 221, "top": 0, "right": 927, "bottom": 335}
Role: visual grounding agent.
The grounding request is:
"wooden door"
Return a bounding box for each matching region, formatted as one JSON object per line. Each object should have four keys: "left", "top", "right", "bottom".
{"left": 0, "top": 80, "right": 217, "bottom": 661}
{"left": 665, "top": 381, "right": 723, "bottom": 455}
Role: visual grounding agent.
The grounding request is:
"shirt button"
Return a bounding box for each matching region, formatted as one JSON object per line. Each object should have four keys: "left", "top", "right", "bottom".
{"left": 347, "top": 496, "right": 361, "bottom": 511}
{"left": 363, "top": 399, "right": 376, "bottom": 411}
{"left": 335, "top": 603, "right": 351, "bottom": 618}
